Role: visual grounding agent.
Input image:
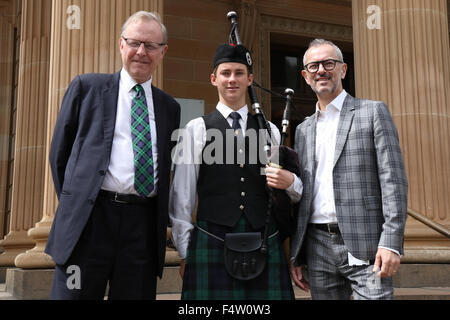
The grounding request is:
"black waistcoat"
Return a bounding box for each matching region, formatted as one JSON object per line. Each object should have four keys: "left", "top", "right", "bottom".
{"left": 196, "top": 109, "right": 269, "bottom": 229}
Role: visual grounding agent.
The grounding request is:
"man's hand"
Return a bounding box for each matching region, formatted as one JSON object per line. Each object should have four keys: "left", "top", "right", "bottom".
{"left": 179, "top": 259, "right": 186, "bottom": 279}
{"left": 373, "top": 248, "right": 400, "bottom": 278}
{"left": 265, "top": 165, "right": 294, "bottom": 190}
{"left": 289, "top": 262, "right": 310, "bottom": 292}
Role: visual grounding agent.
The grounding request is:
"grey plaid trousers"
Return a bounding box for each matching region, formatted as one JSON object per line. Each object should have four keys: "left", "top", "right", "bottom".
{"left": 304, "top": 226, "right": 394, "bottom": 300}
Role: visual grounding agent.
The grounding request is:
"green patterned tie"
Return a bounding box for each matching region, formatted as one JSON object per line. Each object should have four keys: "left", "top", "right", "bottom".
{"left": 131, "top": 84, "right": 154, "bottom": 197}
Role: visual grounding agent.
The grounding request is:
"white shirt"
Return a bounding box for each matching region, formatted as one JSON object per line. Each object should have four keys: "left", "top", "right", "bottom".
{"left": 310, "top": 90, "right": 347, "bottom": 223}
{"left": 169, "top": 102, "right": 303, "bottom": 259}
{"left": 101, "top": 68, "right": 158, "bottom": 196}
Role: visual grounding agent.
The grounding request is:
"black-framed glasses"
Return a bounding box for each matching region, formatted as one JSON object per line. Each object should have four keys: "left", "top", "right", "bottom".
{"left": 304, "top": 59, "right": 343, "bottom": 73}
{"left": 122, "top": 37, "right": 166, "bottom": 52}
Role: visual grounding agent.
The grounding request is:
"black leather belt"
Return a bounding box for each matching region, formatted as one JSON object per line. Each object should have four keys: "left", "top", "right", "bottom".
{"left": 310, "top": 223, "right": 376, "bottom": 264}
{"left": 311, "top": 223, "right": 340, "bottom": 234}
{"left": 99, "top": 190, "right": 155, "bottom": 205}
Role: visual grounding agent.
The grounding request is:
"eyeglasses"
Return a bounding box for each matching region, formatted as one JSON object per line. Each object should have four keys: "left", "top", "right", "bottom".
{"left": 122, "top": 37, "right": 166, "bottom": 52}
{"left": 303, "top": 59, "right": 343, "bottom": 73}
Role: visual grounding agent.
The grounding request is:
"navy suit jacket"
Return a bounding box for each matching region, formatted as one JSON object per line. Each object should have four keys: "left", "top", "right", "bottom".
{"left": 45, "top": 71, "right": 180, "bottom": 277}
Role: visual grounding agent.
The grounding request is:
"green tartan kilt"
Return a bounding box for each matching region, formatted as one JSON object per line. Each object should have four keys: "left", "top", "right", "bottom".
{"left": 181, "top": 216, "right": 295, "bottom": 300}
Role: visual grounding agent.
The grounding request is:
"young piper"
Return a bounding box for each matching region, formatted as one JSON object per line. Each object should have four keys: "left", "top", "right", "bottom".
{"left": 169, "top": 44, "right": 301, "bottom": 300}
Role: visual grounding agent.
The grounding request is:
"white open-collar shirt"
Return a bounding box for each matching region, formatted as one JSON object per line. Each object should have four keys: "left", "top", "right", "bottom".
{"left": 310, "top": 89, "right": 347, "bottom": 224}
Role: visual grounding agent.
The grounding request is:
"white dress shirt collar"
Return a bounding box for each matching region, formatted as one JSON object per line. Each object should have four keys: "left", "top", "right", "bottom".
{"left": 315, "top": 89, "right": 347, "bottom": 116}
{"left": 216, "top": 102, "right": 248, "bottom": 124}
{"left": 120, "top": 68, "right": 153, "bottom": 95}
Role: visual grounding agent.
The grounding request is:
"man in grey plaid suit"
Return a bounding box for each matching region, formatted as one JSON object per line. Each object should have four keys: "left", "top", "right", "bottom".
{"left": 289, "top": 39, "right": 408, "bottom": 300}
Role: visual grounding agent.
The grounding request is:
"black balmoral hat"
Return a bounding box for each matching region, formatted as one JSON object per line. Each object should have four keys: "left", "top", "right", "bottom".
{"left": 213, "top": 43, "right": 253, "bottom": 71}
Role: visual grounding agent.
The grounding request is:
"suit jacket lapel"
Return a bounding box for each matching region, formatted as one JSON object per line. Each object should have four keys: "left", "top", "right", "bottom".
{"left": 333, "top": 94, "right": 356, "bottom": 167}
{"left": 102, "top": 72, "right": 120, "bottom": 156}
{"left": 152, "top": 86, "right": 167, "bottom": 164}
{"left": 306, "top": 114, "right": 317, "bottom": 176}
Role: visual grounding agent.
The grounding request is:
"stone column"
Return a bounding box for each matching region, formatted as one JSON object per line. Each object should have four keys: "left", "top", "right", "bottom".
{"left": 0, "top": 0, "right": 52, "bottom": 266}
{"left": 15, "top": 0, "right": 164, "bottom": 269}
{"left": 0, "top": 9, "right": 16, "bottom": 243}
{"left": 352, "top": 0, "right": 450, "bottom": 261}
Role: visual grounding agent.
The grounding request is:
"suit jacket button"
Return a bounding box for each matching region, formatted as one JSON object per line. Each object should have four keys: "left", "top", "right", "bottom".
{"left": 98, "top": 170, "right": 105, "bottom": 176}
{"left": 88, "top": 199, "right": 95, "bottom": 205}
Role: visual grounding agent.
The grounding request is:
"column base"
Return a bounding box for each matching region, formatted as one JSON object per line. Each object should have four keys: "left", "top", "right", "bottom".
{"left": 0, "top": 231, "right": 35, "bottom": 266}
{"left": 14, "top": 217, "right": 55, "bottom": 269}
{"left": 0, "top": 249, "right": 30, "bottom": 267}
{"left": 15, "top": 250, "right": 55, "bottom": 269}
{"left": 5, "top": 268, "right": 54, "bottom": 300}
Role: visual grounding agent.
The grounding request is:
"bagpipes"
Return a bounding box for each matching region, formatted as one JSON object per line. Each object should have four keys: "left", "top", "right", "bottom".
{"left": 223, "top": 12, "right": 300, "bottom": 281}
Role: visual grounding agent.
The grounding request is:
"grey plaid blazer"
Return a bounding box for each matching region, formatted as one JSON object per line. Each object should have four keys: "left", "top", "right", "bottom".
{"left": 290, "top": 94, "right": 408, "bottom": 265}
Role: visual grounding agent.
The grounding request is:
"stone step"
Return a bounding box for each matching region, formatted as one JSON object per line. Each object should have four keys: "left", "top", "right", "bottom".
{"left": 0, "top": 267, "right": 7, "bottom": 283}
{"left": 2, "top": 264, "right": 450, "bottom": 300}
{"left": 0, "top": 283, "right": 15, "bottom": 300}
{"left": 155, "top": 264, "right": 450, "bottom": 300}
{"left": 155, "top": 287, "right": 450, "bottom": 300}
{"left": 1, "top": 281, "right": 449, "bottom": 300}
{"left": 157, "top": 264, "right": 450, "bottom": 292}
{"left": 293, "top": 286, "right": 450, "bottom": 300}
{"left": 393, "top": 287, "right": 450, "bottom": 300}
{"left": 393, "top": 264, "right": 450, "bottom": 288}
{"left": 157, "top": 266, "right": 182, "bottom": 294}
{"left": 157, "top": 293, "right": 181, "bottom": 300}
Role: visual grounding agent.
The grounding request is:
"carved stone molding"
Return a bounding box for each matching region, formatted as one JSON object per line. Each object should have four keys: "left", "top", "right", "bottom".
{"left": 239, "top": 0, "right": 258, "bottom": 49}
{"left": 260, "top": 14, "right": 353, "bottom": 41}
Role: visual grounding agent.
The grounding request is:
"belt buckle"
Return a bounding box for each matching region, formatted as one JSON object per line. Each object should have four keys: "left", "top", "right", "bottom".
{"left": 113, "top": 192, "right": 128, "bottom": 204}
{"left": 327, "top": 223, "right": 338, "bottom": 234}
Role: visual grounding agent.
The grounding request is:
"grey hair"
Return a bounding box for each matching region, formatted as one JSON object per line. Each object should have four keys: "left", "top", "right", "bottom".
{"left": 303, "top": 39, "right": 344, "bottom": 65}
{"left": 121, "top": 11, "right": 168, "bottom": 44}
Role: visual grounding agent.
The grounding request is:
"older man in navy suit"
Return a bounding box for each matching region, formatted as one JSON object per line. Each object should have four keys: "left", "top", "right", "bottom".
{"left": 46, "top": 11, "right": 180, "bottom": 300}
